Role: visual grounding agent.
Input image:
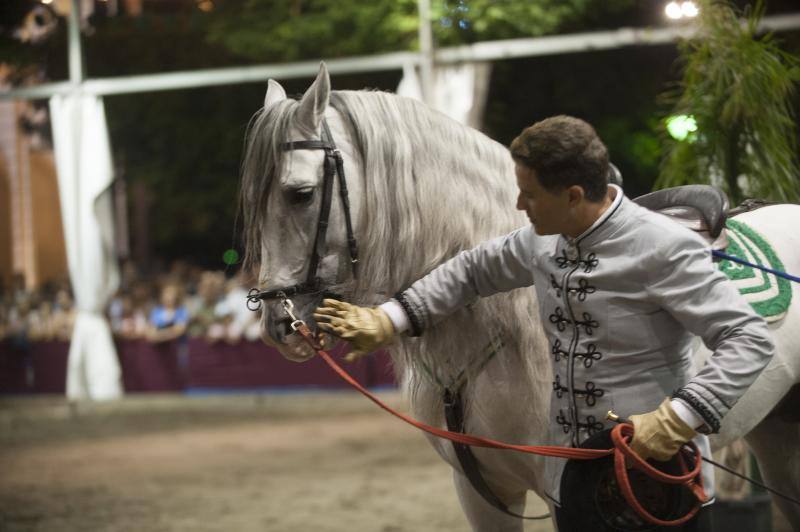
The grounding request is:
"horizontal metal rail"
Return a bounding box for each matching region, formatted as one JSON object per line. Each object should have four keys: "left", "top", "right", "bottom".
{"left": 2, "top": 13, "right": 799, "bottom": 101}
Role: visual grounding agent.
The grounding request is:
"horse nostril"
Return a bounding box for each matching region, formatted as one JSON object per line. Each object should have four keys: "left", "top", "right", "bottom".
{"left": 280, "top": 317, "right": 295, "bottom": 336}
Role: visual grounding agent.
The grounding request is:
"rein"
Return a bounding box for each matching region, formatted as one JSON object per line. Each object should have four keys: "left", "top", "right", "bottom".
{"left": 284, "top": 302, "right": 711, "bottom": 527}
{"left": 712, "top": 250, "right": 800, "bottom": 284}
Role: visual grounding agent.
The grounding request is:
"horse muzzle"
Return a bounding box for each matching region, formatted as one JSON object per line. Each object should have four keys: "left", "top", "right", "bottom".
{"left": 259, "top": 298, "right": 331, "bottom": 362}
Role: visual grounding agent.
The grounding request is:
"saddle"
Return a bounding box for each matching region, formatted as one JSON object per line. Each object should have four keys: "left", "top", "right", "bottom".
{"left": 634, "top": 188, "right": 797, "bottom": 423}
{"left": 633, "top": 185, "right": 729, "bottom": 250}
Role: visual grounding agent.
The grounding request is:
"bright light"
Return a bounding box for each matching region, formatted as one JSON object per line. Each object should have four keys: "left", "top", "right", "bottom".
{"left": 666, "top": 1, "right": 699, "bottom": 20}
{"left": 666, "top": 115, "right": 698, "bottom": 142}
{"left": 681, "top": 1, "right": 699, "bottom": 18}
{"left": 40, "top": 0, "right": 53, "bottom": 4}
{"left": 665, "top": 1, "right": 682, "bottom": 19}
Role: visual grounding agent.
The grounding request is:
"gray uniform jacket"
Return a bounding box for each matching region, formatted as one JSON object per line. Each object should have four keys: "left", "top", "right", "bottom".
{"left": 395, "top": 185, "right": 775, "bottom": 504}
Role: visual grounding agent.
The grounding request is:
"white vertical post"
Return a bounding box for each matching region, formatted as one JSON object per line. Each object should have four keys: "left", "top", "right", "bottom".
{"left": 417, "top": 0, "right": 434, "bottom": 105}
{"left": 68, "top": 0, "right": 84, "bottom": 86}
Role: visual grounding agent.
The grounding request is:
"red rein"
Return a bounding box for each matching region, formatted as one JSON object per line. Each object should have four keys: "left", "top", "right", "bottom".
{"left": 296, "top": 324, "right": 708, "bottom": 526}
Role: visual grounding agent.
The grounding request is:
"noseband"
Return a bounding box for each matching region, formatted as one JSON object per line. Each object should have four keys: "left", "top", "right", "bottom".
{"left": 246, "top": 119, "right": 359, "bottom": 311}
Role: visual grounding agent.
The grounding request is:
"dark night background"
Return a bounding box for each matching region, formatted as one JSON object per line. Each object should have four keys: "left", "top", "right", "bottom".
{"left": 1, "top": 0, "right": 798, "bottom": 269}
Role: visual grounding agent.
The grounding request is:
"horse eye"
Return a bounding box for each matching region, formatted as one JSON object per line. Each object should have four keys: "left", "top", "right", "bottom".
{"left": 287, "top": 187, "right": 315, "bottom": 205}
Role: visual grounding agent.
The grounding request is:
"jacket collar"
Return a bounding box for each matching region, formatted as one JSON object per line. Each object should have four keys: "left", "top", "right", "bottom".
{"left": 564, "top": 184, "right": 626, "bottom": 249}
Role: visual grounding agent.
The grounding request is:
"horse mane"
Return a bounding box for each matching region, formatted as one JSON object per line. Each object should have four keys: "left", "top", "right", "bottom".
{"left": 328, "top": 90, "right": 523, "bottom": 295}
{"left": 240, "top": 89, "right": 549, "bottom": 424}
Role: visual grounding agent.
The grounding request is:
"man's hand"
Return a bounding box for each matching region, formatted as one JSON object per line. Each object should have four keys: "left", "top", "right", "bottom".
{"left": 313, "top": 299, "right": 396, "bottom": 362}
{"left": 628, "top": 398, "right": 696, "bottom": 462}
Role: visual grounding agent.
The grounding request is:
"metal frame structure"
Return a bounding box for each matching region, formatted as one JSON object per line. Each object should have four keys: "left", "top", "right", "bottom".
{"left": 1, "top": 5, "right": 798, "bottom": 102}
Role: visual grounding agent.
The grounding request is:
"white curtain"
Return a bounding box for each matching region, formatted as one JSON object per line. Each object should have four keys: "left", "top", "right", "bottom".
{"left": 397, "top": 61, "right": 492, "bottom": 130}
{"left": 50, "top": 93, "right": 122, "bottom": 401}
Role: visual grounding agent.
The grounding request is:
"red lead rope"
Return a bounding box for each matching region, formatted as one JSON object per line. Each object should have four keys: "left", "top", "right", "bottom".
{"left": 295, "top": 324, "right": 707, "bottom": 525}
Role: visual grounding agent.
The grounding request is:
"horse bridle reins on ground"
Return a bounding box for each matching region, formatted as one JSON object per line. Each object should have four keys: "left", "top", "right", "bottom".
{"left": 245, "top": 123, "right": 800, "bottom": 525}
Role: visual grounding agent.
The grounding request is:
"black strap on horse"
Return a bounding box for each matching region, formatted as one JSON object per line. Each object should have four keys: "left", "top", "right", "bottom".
{"left": 247, "top": 119, "right": 359, "bottom": 310}
{"left": 443, "top": 387, "right": 551, "bottom": 521}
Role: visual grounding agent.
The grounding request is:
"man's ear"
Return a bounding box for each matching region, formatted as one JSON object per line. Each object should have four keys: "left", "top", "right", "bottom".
{"left": 566, "top": 185, "right": 585, "bottom": 206}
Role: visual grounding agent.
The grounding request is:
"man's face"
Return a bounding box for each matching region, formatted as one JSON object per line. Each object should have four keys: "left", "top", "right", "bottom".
{"left": 515, "top": 163, "right": 572, "bottom": 236}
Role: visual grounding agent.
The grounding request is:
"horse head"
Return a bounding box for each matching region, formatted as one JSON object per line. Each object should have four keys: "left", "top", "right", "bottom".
{"left": 240, "top": 62, "right": 525, "bottom": 368}
{"left": 240, "top": 63, "right": 364, "bottom": 361}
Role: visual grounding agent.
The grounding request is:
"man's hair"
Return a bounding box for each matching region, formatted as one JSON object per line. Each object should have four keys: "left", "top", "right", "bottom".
{"left": 509, "top": 115, "right": 609, "bottom": 202}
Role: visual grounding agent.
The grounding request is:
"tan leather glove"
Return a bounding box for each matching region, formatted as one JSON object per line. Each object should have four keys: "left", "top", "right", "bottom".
{"left": 628, "top": 398, "right": 697, "bottom": 462}
{"left": 313, "top": 299, "right": 396, "bottom": 362}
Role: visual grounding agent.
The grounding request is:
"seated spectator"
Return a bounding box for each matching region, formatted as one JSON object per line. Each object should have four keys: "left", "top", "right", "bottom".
{"left": 6, "top": 296, "right": 33, "bottom": 349}
{"left": 186, "top": 271, "right": 226, "bottom": 340}
{"left": 110, "top": 293, "right": 149, "bottom": 340}
{"left": 50, "top": 288, "right": 76, "bottom": 341}
{"left": 207, "top": 308, "right": 233, "bottom": 343}
{"left": 28, "top": 300, "right": 56, "bottom": 341}
{"left": 146, "top": 282, "right": 188, "bottom": 343}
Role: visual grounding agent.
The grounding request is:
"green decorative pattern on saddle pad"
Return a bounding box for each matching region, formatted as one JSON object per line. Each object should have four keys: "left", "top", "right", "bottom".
{"left": 718, "top": 219, "right": 791, "bottom": 321}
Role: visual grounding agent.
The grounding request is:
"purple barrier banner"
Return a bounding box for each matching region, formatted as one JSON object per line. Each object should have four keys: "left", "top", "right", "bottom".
{"left": 0, "top": 339, "right": 397, "bottom": 395}
{"left": 117, "top": 340, "right": 185, "bottom": 392}
{"left": 0, "top": 340, "right": 69, "bottom": 394}
{"left": 186, "top": 340, "right": 396, "bottom": 390}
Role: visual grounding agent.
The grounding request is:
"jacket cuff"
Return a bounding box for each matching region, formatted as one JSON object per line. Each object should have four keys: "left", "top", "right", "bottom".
{"left": 379, "top": 300, "right": 410, "bottom": 334}
{"left": 671, "top": 384, "right": 724, "bottom": 434}
{"left": 393, "top": 290, "right": 426, "bottom": 337}
{"left": 670, "top": 399, "right": 705, "bottom": 430}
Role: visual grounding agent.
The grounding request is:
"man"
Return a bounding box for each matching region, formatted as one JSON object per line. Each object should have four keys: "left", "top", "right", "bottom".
{"left": 314, "top": 116, "right": 774, "bottom": 530}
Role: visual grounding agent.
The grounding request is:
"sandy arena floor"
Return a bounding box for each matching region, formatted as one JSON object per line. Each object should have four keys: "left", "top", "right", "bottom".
{"left": 0, "top": 392, "right": 553, "bottom": 532}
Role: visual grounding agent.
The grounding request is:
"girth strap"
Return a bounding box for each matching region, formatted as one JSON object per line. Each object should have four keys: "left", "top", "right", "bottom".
{"left": 443, "top": 388, "right": 550, "bottom": 521}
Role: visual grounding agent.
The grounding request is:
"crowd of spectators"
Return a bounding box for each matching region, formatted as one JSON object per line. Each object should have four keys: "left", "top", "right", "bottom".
{"left": 0, "top": 261, "right": 262, "bottom": 347}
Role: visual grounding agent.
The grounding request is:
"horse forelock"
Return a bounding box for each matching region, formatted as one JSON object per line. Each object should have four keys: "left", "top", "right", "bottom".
{"left": 239, "top": 99, "right": 299, "bottom": 273}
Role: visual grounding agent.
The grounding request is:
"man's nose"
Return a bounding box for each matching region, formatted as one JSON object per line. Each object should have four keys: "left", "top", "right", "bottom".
{"left": 515, "top": 194, "right": 525, "bottom": 211}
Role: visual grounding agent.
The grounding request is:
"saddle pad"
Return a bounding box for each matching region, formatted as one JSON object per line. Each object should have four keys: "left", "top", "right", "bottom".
{"left": 717, "top": 219, "right": 791, "bottom": 323}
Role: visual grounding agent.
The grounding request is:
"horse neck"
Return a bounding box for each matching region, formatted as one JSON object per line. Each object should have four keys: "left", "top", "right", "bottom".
{"left": 338, "top": 92, "right": 524, "bottom": 299}
{"left": 334, "top": 93, "right": 547, "bottom": 400}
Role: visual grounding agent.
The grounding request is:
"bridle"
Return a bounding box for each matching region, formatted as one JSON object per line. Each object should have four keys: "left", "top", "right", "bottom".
{"left": 246, "top": 118, "right": 359, "bottom": 311}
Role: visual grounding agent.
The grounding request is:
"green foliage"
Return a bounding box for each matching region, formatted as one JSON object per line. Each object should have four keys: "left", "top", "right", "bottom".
{"left": 206, "top": 0, "right": 419, "bottom": 62}
{"left": 657, "top": 0, "right": 800, "bottom": 204}
{"left": 0, "top": 0, "right": 667, "bottom": 266}
{"left": 104, "top": 84, "right": 264, "bottom": 266}
{"left": 206, "top": 0, "right": 634, "bottom": 61}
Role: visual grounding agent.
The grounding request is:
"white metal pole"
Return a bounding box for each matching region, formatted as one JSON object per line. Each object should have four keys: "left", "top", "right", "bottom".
{"left": 417, "top": 0, "right": 434, "bottom": 104}
{"left": 68, "top": 0, "right": 84, "bottom": 86}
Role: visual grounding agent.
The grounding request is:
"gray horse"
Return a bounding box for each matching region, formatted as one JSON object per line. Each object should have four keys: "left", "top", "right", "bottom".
{"left": 240, "top": 63, "right": 800, "bottom": 530}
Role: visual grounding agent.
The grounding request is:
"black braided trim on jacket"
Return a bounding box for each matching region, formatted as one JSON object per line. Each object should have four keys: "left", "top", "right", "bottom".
{"left": 394, "top": 291, "right": 424, "bottom": 337}
{"left": 672, "top": 388, "right": 721, "bottom": 434}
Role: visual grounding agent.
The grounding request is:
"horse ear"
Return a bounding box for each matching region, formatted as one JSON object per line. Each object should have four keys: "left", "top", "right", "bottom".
{"left": 296, "top": 62, "right": 330, "bottom": 133}
{"left": 264, "top": 79, "right": 287, "bottom": 109}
